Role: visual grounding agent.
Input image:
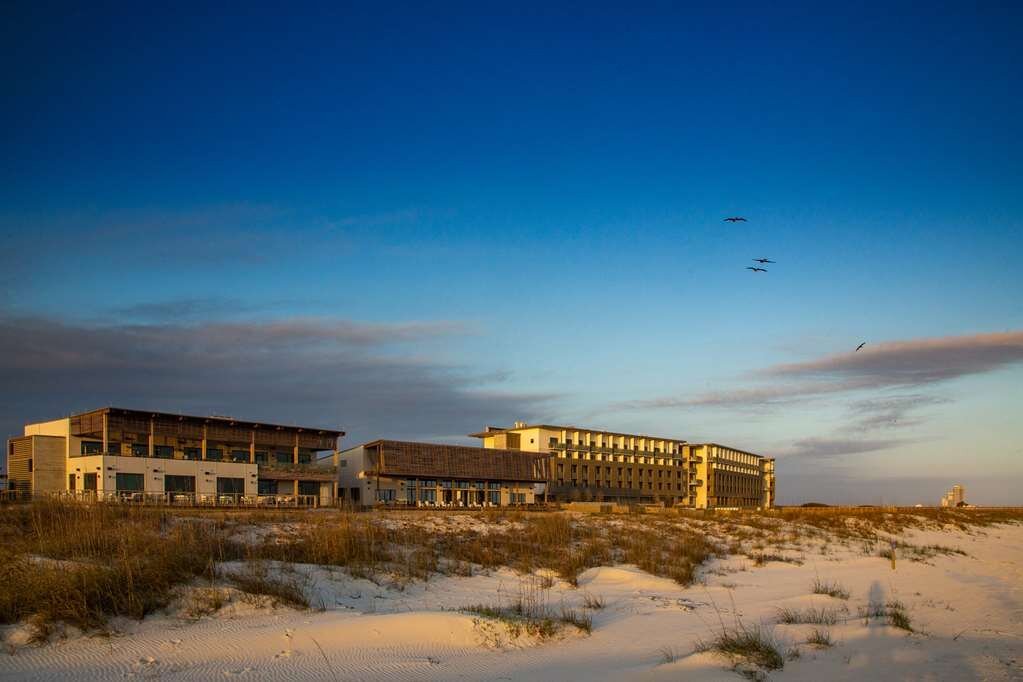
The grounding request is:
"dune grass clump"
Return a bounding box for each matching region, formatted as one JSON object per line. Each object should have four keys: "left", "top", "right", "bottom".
{"left": 776, "top": 606, "right": 840, "bottom": 625}
{"left": 695, "top": 621, "right": 785, "bottom": 678}
{"left": 811, "top": 577, "right": 850, "bottom": 600}
{"left": 225, "top": 563, "right": 309, "bottom": 609}
{"left": 805, "top": 628, "right": 834, "bottom": 647}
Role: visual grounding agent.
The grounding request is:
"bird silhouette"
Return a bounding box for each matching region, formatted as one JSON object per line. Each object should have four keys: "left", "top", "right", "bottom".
{"left": 746, "top": 266, "right": 767, "bottom": 272}
{"left": 856, "top": 342, "right": 866, "bottom": 352}
{"left": 724, "top": 217, "right": 747, "bottom": 222}
{"left": 753, "top": 258, "right": 775, "bottom": 264}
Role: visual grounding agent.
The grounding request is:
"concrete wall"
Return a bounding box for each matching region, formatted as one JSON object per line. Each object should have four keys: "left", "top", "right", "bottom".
{"left": 68, "top": 455, "right": 257, "bottom": 495}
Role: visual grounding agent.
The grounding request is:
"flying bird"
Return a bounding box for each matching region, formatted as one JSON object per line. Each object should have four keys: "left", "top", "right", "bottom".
{"left": 856, "top": 342, "right": 866, "bottom": 352}
{"left": 724, "top": 217, "right": 747, "bottom": 222}
{"left": 746, "top": 266, "right": 767, "bottom": 272}
{"left": 753, "top": 258, "right": 775, "bottom": 264}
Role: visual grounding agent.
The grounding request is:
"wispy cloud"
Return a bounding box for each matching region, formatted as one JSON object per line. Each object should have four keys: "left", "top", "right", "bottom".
{"left": 779, "top": 436, "right": 911, "bottom": 459}
{"left": 617, "top": 330, "right": 1023, "bottom": 410}
{"left": 843, "top": 393, "right": 951, "bottom": 432}
{"left": 0, "top": 313, "right": 546, "bottom": 445}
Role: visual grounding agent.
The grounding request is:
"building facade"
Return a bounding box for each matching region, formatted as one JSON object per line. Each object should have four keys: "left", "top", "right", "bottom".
{"left": 683, "top": 443, "right": 774, "bottom": 509}
{"left": 940, "top": 484, "right": 965, "bottom": 507}
{"left": 339, "top": 439, "right": 548, "bottom": 507}
{"left": 6, "top": 407, "right": 344, "bottom": 505}
{"left": 472, "top": 423, "right": 774, "bottom": 508}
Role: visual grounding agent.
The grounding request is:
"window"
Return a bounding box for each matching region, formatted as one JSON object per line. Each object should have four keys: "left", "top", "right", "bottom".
{"left": 108, "top": 442, "right": 121, "bottom": 455}
{"left": 83, "top": 473, "right": 97, "bottom": 491}
{"left": 487, "top": 482, "right": 500, "bottom": 490}
{"left": 116, "top": 473, "right": 144, "bottom": 492}
{"left": 489, "top": 491, "right": 501, "bottom": 505}
{"left": 131, "top": 443, "right": 148, "bottom": 456}
{"left": 206, "top": 448, "right": 223, "bottom": 461}
{"left": 183, "top": 448, "right": 201, "bottom": 460}
{"left": 27, "top": 459, "right": 33, "bottom": 472}
{"left": 68, "top": 474, "right": 76, "bottom": 491}
{"left": 298, "top": 481, "right": 319, "bottom": 496}
{"left": 154, "top": 445, "right": 174, "bottom": 459}
{"left": 419, "top": 488, "right": 436, "bottom": 503}
{"left": 254, "top": 451, "right": 268, "bottom": 464}
{"left": 258, "top": 479, "right": 277, "bottom": 495}
{"left": 376, "top": 489, "right": 396, "bottom": 502}
{"left": 80, "top": 441, "right": 102, "bottom": 455}
{"left": 165, "top": 475, "right": 196, "bottom": 493}
{"left": 230, "top": 450, "right": 249, "bottom": 463}
{"left": 275, "top": 451, "right": 292, "bottom": 464}
{"left": 406, "top": 486, "right": 417, "bottom": 504}
{"left": 217, "top": 477, "right": 245, "bottom": 495}
{"left": 298, "top": 451, "right": 312, "bottom": 464}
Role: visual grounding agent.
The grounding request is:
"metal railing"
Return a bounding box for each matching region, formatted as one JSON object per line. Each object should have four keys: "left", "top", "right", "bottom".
{"left": 49, "top": 491, "right": 324, "bottom": 507}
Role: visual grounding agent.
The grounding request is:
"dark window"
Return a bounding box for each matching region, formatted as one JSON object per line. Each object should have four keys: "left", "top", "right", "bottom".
{"left": 81, "top": 441, "right": 102, "bottom": 455}
{"left": 206, "top": 448, "right": 223, "bottom": 461}
{"left": 107, "top": 442, "right": 121, "bottom": 455}
{"left": 254, "top": 451, "right": 268, "bottom": 464}
{"left": 298, "top": 451, "right": 312, "bottom": 464}
{"left": 116, "top": 473, "right": 144, "bottom": 492}
{"left": 183, "top": 448, "right": 201, "bottom": 460}
{"left": 351, "top": 487, "right": 360, "bottom": 503}
{"left": 230, "top": 450, "right": 249, "bottom": 462}
{"left": 27, "top": 459, "right": 33, "bottom": 472}
{"left": 68, "top": 474, "right": 76, "bottom": 490}
{"left": 165, "top": 475, "right": 196, "bottom": 493}
{"left": 489, "top": 491, "right": 501, "bottom": 505}
{"left": 217, "top": 477, "right": 244, "bottom": 495}
{"left": 258, "top": 479, "right": 277, "bottom": 495}
{"left": 131, "top": 443, "right": 148, "bottom": 457}
{"left": 275, "top": 451, "right": 292, "bottom": 464}
{"left": 83, "top": 473, "right": 97, "bottom": 491}
{"left": 154, "top": 445, "right": 174, "bottom": 459}
{"left": 298, "top": 481, "right": 319, "bottom": 496}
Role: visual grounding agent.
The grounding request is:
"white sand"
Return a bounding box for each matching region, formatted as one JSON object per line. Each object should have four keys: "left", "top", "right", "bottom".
{"left": 2, "top": 521, "right": 1021, "bottom": 681}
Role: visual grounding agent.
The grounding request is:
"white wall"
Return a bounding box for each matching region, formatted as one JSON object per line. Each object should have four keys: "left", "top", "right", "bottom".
{"left": 68, "top": 455, "right": 257, "bottom": 495}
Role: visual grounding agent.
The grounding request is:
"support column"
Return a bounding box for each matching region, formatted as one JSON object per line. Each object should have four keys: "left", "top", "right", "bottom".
{"left": 201, "top": 423, "right": 208, "bottom": 460}
{"left": 102, "top": 412, "right": 109, "bottom": 454}
{"left": 250, "top": 429, "right": 256, "bottom": 464}
{"left": 293, "top": 431, "right": 300, "bottom": 465}
{"left": 148, "top": 417, "right": 155, "bottom": 458}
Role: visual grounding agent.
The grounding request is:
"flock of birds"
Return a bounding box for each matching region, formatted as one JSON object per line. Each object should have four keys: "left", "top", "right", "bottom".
{"left": 725, "top": 215, "right": 867, "bottom": 353}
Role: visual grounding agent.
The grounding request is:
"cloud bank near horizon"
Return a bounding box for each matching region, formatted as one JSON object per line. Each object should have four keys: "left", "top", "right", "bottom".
{"left": 0, "top": 310, "right": 551, "bottom": 448}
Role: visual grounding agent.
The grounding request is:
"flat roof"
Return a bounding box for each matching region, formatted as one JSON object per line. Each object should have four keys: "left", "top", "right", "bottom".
{"left": 66, "top": 406, "right": 344, "bottom": 437}
{"left": 468, "top": 423, "right": 687, "bottom": 442}
{"left": 688, "top": 443, "right": 771, "bottom": 460}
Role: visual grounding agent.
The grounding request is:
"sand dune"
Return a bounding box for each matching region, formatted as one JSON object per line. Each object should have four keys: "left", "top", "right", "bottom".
{"left": 2, "top": 520, "right": 1021, "bottom": 681}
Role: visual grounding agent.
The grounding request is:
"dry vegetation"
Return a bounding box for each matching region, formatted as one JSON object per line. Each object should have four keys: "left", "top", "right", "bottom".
{"left": 0, "top": 501, "right": 1018, "bottom": 642}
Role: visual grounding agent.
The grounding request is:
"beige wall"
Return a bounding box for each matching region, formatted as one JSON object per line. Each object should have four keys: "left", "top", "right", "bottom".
{"left": 68, "top": 455, "right": 257, "bottom": 495}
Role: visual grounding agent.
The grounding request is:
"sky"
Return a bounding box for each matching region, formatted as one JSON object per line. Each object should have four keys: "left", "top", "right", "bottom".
{"left": 1, "top": 2, "right": 1021, "bottom": 504}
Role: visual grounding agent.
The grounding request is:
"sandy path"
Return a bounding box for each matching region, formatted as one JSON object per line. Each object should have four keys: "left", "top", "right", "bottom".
{"left": 2, "top": 523, "right": 1021, "bottom": 681}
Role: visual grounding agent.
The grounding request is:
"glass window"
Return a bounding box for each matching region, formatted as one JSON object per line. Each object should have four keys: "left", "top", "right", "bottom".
{"left": 254, "top": 451, "right": 268, "bottom": 464}
{"left": 83, "top": 473, "right": 97, "bottom": 491}
{"left": 489, "top": 491, "right": 501, "bottom": 505}
{"left": 421, "top": 480, "right": 436, "bottom": 487}
{"left": 275, "top": 451, "right": 292, "bottom": 464}
{"left": 230, "top": 449, "right": 249, "bottom": 462}
{"left": 107, "top": 442, "right": 121, "bottom": 455}
{"left": 68, "top": 474, "right": 76, "bottom": 490}
{"left": 419, "top": 488, "right": 436, "bottom": 503}
{"left": 298, "top": 481, "right": 319, "bottom": 496}
{"left": 298, "top": 451, "right": 312, "bottom": 464}
{"left": 183, "top": 447, "right": 201, "bottom": 460}
{"left": 154, "top": 445, "right": 174, "bottom": 459}
{"left": 455, "top": 481, "right": 469, "bottom": 489}
{"left": 487, "top": 482, "right": 501, "bottom": 490}
{"left": 206, "top": 448, "right": 223, "bottom": 461}
{"left": 165, "top": 475, "right": 196, "bottom": 493}
{"left": 257, "top": 479, "right": 277, "bottom": 495}
{"left": 406, "top": 486, "right": 417, "bottom": 504}
{"left": 217, "top": 477, "right": 244, "bottom": 495}
{"left": 116, "top": 473, "right": 144, "bottom": 492}
{"left": 376, "top": 489, "right": 395, "bottom": 502}
{"left": 131, "top": 443, "right": 148, "bottom": 457}
{"left": 80, "top": 441, "right": 103, "bottom": 455}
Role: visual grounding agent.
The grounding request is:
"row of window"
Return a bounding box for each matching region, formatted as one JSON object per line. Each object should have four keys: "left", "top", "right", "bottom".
{"left": 80, "top": 441, "right": 312, "bottom": 463}
{"left": 556, "top": 479, "right": 683, "bottom": 491}
{"left": 70, "top": 473, "right": 319, "bottom": 497}
{"left": 548, "top": 437, "right": 678, "bottom": 454}
{"left": 402, "top": 479, "right": 503, "bottom": 490}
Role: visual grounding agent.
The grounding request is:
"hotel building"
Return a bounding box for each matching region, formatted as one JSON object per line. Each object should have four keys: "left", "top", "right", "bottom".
{"left": 339, "top": 440, "right": 548, "bottom": 507}
{"left": 472, "top": 423, "right": 774, "bottom": 508}
{"left": 6, "top": 407, "right": 344, "bottom": 505}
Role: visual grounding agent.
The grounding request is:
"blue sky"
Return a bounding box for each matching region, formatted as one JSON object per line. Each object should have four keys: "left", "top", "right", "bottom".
{"left": 2, "top": 2, "right": 1021, "bottom": 503}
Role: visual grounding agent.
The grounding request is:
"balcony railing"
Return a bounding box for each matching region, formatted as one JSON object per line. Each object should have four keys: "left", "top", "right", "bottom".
{"left": 52, "top": 491, "right": 323, "bottom": 507}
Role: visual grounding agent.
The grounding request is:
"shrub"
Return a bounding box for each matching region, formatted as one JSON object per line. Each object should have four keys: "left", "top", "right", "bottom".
{"left": 811, "top": 577, "right": 850, "bottom": 600}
